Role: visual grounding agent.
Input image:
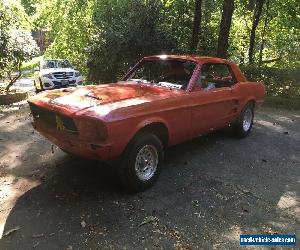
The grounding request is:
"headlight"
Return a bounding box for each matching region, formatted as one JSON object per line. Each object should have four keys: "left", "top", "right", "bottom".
{"left": 42, "top": 73, "right": 53, "bottom": 79}
{"left": 76, "top": 118, "right": 107, "bottom": 141}
{"left": 75, "top": 71, "right": 81, "bottom": 77}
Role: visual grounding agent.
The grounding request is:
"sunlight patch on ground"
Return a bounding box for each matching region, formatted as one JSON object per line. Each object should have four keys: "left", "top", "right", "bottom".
{"left": 255, "top": 119, "right": 286, "bottom": 132}
{"left": 277, "top": 191, "right": 298, "bottom": 210}
{"left": 0, "top": 140, "right": 34, "bottom": 169}
{"left": 0, "top": 116, "right": 31, "bottom": 133}
{"left": 0, "top": 174, "right": 40, "bottom": 238}
{"left": 277, "top": 191, "right": 299, "bottom": 220}
{"left": 0, "top": 101, "right": 29, "bottom": 113}
{"left": 276, "top": 116, "right": 297, "bottom": 123}
{"left": 226, "top": 224, "right": 243, "bottom": 240}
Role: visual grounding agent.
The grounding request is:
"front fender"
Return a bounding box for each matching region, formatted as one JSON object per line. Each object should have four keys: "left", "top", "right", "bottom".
{"left": 133, "top": 116, "right": 170, "bottom": 137}
{"left": 107, "top": 116, "right": 170, "bottom": 159}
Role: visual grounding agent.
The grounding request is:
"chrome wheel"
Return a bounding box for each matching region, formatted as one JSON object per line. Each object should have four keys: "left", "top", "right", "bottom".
{"left": 243, "top": 108, "right": 253, "bottom": 132}
{"left": 135, "top": 145, "right": 158, "bottom": 181}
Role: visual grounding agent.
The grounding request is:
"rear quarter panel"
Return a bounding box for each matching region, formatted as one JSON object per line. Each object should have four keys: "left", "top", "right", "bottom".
{"left": 234, "top": 81, "right": 265, "bottom": 113}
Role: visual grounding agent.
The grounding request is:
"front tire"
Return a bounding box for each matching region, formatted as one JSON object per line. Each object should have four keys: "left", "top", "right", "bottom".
{"left": 34, "top": 80, "right": 40, "bottom": 93}
{"left": 39, "top": 78, "right": 44, "bottom": 92}
{"left": 231, "top": 103, "right": 254, "bottom": 138}
{"left": 119, "top": 133, "right": 164, "bottom": 192}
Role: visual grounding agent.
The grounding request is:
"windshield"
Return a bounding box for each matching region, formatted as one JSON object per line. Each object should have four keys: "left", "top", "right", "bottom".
{"left": 125, "top": 59, "right": 196, "bottom": 90}
{"left": 41, "top": 60, "right": 72, "bottom": 69}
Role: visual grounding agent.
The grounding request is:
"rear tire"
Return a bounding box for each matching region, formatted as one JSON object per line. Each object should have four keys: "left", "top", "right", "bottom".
{"left": 119, "top": 133, "right": 164, "bottom": 192}
{"left": 231, "top": 103, "right": 254, "bottom": 138}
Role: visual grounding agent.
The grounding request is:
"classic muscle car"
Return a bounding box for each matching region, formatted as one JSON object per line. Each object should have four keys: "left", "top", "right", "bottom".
{"left": 28, "top": 55, "right": 265, "bottom": 191}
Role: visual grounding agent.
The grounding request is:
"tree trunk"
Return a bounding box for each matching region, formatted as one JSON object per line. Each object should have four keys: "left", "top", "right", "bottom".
{"left": 216, "top": 0, "right": 235, "bottom": 59}
{"left": 258, "top": 0, "right": 269, "bottom": 66}
{"left": 248, "top": 0, "right": 265, "bottom": 64}
{"left": 5, "top": 60, "right": 22, "bottom": 92}
{"left": 190, "top": 0, "right": 203, "bottom": 53}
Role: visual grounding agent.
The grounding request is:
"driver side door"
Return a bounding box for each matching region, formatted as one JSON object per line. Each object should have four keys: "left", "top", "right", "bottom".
{"left": 189, "top": 63, "right": 237, "bottom": 137}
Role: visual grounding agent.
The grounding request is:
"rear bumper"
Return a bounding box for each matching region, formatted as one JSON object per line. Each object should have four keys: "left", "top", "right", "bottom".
{"left": 33, "top": 120, "right": 112, "bottom": 161}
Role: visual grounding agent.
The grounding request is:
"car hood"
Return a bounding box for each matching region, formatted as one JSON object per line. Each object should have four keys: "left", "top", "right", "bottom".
{"left": 28, "top": 82, "right": 181, "bottom": 115}
{"left": 40, "top": 68, "right": 76, "bottom": 74}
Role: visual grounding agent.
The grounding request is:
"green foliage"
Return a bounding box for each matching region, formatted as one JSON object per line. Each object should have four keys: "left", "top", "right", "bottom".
{"left": 264, "top": 96, "right": 300, "bottom": 110}
{"left": 242, "top": 66, "right": 300, "bottom": 98}
{"left": 15, "top": 0, "right": 300, "bottom": 86}
{"left": 231, "top": 0, "right": 300, "bottom": 67}
{"left": 34, "top": 0, "right": 96, "bottom": 76}
{"left": 0, "top": 1, "right": 38, "bottom": 91}
{"left": 21, "top": 56, "right": 42, "bottom": 71}
{"left": 87, "top": 0, "right": 177, "bottom": 82}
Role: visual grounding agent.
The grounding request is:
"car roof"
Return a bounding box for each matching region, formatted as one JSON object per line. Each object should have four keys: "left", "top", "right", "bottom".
{"left": 143, "top": 54, "right": 232, "bottom": 64}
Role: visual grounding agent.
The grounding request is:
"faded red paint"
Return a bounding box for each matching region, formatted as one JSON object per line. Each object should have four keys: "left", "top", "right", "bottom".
{"left": 28, "top": 55, "right": 265, "bottom": 161}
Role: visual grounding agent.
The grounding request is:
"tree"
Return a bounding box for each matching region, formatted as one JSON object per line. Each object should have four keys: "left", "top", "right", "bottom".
{"left": 1, "top": 29, "right": 38, "bottom": 91}
{"left": 34, "top": 0, "right": 96, "bottom": 76}
{"left": 26, "top": 0, "right": 299, "bottom": 74}
{"left": 248, "top": 0, "right": 265, "bottom": 64}
{"left": 0, "top": 5, "right": 11, "bottom": 80}
{"left": 87, "top": 0, "right": 176, "bottom": 82}
{"left": 216, "top": 0, "right": 235, "bottom": 58}
{"left": 190, "top": 0, "right": 203, "bottom": 53}
{"left": 0, "top": 1, "right": 38, "bottom": 91}
{"left": 258, "top": 0, "right": 269, "bottom": 66}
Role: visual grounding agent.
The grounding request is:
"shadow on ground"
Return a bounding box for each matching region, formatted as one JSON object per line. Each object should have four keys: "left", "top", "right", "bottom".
{"left": 0, "top": 107, "right": 299, "bottom": 249}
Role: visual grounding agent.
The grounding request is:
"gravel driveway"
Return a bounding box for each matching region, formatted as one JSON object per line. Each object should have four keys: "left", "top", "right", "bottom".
{"left": 0, "top": 105, "right": 299, "bottom": 249}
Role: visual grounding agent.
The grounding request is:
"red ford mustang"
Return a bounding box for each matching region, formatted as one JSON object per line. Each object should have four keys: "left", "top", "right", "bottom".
{"left": 28, "top": 55, "right": 265, "bottom": 191}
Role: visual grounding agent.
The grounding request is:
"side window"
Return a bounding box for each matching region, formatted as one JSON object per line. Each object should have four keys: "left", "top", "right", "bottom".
{"left": 200, "top": 63, "right": 236, "bottom": 90}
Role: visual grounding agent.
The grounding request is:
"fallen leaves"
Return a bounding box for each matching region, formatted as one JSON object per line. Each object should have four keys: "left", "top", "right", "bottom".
{"left": 32, "top": 233, "right": 45, "bottom": 238}
{"left": 139, "top": 216, "right": 157, "bottom": 227}
{"left": 33, "top": 242, "right": 39, "bottom": 248}
{"left": 81, "top": 220, "right": 86, "bottom": 228}
{"left": 3, "top": 226, "right": 21, "bottom": 237}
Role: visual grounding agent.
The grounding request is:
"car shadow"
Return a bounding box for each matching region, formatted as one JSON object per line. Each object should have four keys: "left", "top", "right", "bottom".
{"left": 0, "top": 110, "right": 299, "bottom": 249}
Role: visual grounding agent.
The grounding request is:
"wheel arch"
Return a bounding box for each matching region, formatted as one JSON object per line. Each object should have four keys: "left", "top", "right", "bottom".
{"left": 242, "top": 98, "right": 256, "bottom": 110}
{"left": 130, "top": 120, "right": 169, "bottom": 149}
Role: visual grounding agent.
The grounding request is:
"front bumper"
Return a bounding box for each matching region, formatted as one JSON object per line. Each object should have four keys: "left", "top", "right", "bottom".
{"left": 41, "top": 75, "right": 83, "bottom": 90}
{"left": 33, "top": 119, "right": 111, "bottom": 161}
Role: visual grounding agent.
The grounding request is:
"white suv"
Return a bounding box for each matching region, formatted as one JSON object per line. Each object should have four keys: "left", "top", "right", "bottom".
{"left": 34, "top": 59, "right": 83, "bottom": 92}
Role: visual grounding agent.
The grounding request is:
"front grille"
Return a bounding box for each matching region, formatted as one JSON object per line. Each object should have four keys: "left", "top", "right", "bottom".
{"left": 53, "top": 72, "right": 74, "bottom": 79}
{"left": 69, "top": 80, "right": 76, "bottom": 85}
{"left": 53, "top": 81, "right": 69, "bottom": 87}
{"left": 30, "top": 104, "right": 78, "bottom": 134}
{"left": 53, "top": 81, "right": 61, "bottom": 86}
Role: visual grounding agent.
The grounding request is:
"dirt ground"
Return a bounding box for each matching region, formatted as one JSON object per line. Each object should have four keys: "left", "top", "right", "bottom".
{"left": 0, "top": 104, "right": 299, "bottom": 249}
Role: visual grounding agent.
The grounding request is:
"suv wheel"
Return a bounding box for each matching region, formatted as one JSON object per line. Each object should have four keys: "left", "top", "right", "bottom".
{"left": 34, "top": 80, "right": 40, "bottom": 93}
{"left": 39, "top": 78, "right": 44, "bottom": 92}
